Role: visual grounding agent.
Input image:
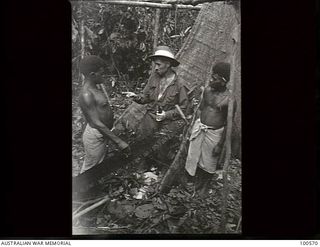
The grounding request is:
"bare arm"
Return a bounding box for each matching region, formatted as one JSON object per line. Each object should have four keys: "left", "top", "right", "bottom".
{"left": 213, "top": 98, "right": 237, "bottom": 156}
{"left": 199, "top": 87, "right": 210, "bottom": 111}
{"left": 80, "top": 92, "right": 129, "bottom": 150}
{"left": 193, "top": 85, "right": 206, "bottom": 119}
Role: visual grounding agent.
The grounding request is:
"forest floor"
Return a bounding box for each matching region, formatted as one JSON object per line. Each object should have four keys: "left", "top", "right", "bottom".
{"left": 72, "top": 76, "right": 242, "bottom": 234}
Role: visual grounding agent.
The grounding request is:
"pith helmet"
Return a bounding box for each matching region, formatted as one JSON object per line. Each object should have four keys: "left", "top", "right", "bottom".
{"left": 148, "top": 46, "right": 180, "bottom": 67}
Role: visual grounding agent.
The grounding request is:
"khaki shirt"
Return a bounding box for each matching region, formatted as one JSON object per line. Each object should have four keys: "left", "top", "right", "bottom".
{"left": 135, "top": 71, "right": 189, "bottom": 120}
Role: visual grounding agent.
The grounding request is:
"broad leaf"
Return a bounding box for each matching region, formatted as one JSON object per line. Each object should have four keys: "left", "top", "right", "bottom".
{"left": 134, "top": 204, "right": 154, "bottom": 219}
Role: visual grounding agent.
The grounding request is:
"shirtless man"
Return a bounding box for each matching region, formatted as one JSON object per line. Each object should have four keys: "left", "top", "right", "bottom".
{"left": 185, "top": 62, "right": 235, "bottom": 194}
{"left": 78, "top": 55, "right": 129, "bottom": 173}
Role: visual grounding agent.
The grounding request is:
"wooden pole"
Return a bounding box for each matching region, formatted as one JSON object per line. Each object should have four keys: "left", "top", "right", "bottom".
{"left": 80, "top": 1, "right": 86, "bottom": 85}
{"left": 153, "top": 8, "right": 161, "bottom": 50}
{"left": 164, "top": 0, "right": 228, "bottom": 6}
{"left": 236, "top": 216, "right": 242, "bottom": 232}
{"left": 73, "top": 1, "right": 202, "bottom": 10}
{"left": 151, "top": 8, "right": 161, "bottom": 72}
{"left": 75, "top": 0, "right": 229, "bottom": 5}
{"left": 101, "top": 84, "right": 112, "bottom": 106}
{"left": 73, "top": 195, "right": 110, "bottom": 220}
{"left": 72, "top": 196, "right": 107, "bottom": 216}
{"left": 219, "top": 26, "right": 239, "bottom": 233}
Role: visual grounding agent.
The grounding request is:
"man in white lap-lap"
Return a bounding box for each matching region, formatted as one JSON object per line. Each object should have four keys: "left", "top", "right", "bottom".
{"left": 185, "top": 62, "right": 236, "bottom": 195}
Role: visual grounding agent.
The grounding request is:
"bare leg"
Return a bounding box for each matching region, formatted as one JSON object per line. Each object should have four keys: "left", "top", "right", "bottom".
{"left": 195, "top": 168, "right": 213, "bottom": 196}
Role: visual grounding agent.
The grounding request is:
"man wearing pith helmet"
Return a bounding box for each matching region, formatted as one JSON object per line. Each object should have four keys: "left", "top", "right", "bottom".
{"left": 124, "top": 45, "right": 189, "bottom": 146}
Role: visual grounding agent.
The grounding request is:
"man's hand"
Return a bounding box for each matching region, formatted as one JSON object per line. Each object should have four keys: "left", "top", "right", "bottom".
{"left": 122, "top": 92, "right": 137, "bottom": 98}
{"left": 156, "top": 111, "right": 166, "bottom": 122}
{"left": 192, "top": 98, "right": 200, "bottom": 106}
{"left": 212, "top": 145, "right": 222, "bottom": 157}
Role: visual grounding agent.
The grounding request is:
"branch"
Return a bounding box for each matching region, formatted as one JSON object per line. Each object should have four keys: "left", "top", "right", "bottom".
{"left": 73, "top": 1, "right": 202, "bottom": 10}
{"left": 73, "top": 226, "right": 129, "bottom": 234}
{"left": 163, "top": 0, "right": 229, "bottom": 6}
{"left": 73, "top": 195, "right": 110, "bottom": 220}
{"left": 236, "top": 216, "right": 242, "bottom": 232}
{"left": 72, "top": 195, "right": 108, "bottom": 215}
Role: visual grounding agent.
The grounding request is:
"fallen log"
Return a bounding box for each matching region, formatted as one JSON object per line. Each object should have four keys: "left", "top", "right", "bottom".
{"left": 113, "top": 102, "right": 147, "bottom": 134}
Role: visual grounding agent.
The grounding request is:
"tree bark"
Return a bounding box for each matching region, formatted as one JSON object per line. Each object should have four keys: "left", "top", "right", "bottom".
{"left": 174, "top": 1, "right": 239, "bottom": 96}
{"left": 219, "top": 20, "right": 239, "bottom": 233}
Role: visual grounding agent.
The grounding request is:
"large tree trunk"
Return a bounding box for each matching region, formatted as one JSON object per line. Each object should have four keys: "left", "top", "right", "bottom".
{"left": 219, "top": 27, "right": 239, "bottom": 231}
{"left": 175, "top": 2, "right": 239, "bottom": 87}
